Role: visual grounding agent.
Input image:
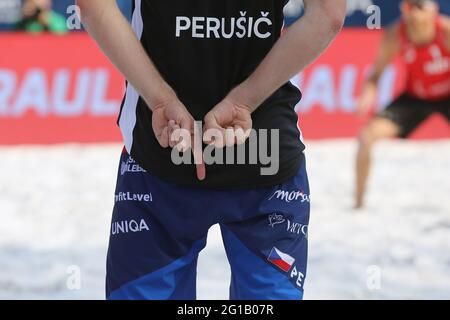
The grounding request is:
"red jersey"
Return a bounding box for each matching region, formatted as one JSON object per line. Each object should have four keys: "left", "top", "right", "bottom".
{"left": 400, "top": 17, "right": 450, "bottom": 101}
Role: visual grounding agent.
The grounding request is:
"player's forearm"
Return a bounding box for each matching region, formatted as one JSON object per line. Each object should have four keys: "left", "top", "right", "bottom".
{"left": 364, "top": 70, "right": 383, "bottom": 90}
{"left": 366, "top": 59, "right": 388, "bottom": 87}
{"left": 229, "top": 0, "right": 346, "bottom": 111}
{"left": 364, "top": 24, "right": 400, "bottom": 90}
{"left": 77, "top": 0, "right": 176, "bottom": 110}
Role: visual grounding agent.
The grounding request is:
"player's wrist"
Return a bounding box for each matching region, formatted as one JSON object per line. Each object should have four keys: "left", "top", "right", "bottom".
{"left": 146, "top": 86, "right": 178, "bottom": 111}
{"left": 226, "top": 81, "right": 264, "bottom": 113}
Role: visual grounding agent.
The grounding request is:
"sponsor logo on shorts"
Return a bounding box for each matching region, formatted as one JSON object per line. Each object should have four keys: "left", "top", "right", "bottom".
{"left": 286, "top": 220, "right": 308, "bottom": 238}
{"left": 268, "top": 213, "right": 285, "bottom": 227}
{"left": 268, "top": 213, "right": 308, "bottom": 238}
{"left": 121, "top": 157, "right": 146, "bottom": 176}
{"left": 115, "top": 192, "right": 153, "bottom": 203}
{"left": 269, "top": 189, "right": 310, "bottom": 204}
{"left": 111, "top": 219, "right": 150, "bottom": 235}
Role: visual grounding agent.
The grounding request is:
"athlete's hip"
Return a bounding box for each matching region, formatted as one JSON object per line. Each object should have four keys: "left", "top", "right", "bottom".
{"left": 113, "top": 149, "right": 310, "bottom": 220}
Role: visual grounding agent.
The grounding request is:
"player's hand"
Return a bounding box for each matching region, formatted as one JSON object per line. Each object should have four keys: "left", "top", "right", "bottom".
{"left": 356, "top": 83, "right": 378, "bottom": 116}
{"left": 151, "top": 97, "right": 205, "bottom": 180}
{"left": 203, "top": 96, "right": 253, "bottom": 148}
{"left": 152, "top": 97, "right": 192, "bottom": 149}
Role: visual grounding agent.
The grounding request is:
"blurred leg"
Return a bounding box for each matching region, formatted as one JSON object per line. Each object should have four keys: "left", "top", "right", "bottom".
{"left": 355, "top": 118, "right": 400, "bottom": 209}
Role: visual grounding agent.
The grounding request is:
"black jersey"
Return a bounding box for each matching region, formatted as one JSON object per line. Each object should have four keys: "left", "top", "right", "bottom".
{"left": 118, "top": 0, "right": 305, "bottom": 188}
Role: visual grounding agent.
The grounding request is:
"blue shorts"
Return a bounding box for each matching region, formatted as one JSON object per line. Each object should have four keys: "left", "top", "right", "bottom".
{"left": 106, "top": 150, "right": 310, "bottom": 300}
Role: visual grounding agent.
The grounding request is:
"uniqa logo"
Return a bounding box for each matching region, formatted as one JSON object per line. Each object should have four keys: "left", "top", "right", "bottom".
{"left": 111, "top": 219, "right": 150, "bottom": 235}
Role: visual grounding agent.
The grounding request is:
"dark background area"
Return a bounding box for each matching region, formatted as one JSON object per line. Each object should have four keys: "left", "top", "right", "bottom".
{"left": 0, "top": 0, "right": 449, "bottom": 31}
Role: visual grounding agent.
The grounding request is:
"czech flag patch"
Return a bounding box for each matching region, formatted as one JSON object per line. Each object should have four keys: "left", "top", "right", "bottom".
{"left": 267, "top": 247, "right": 296, "bottom": 272}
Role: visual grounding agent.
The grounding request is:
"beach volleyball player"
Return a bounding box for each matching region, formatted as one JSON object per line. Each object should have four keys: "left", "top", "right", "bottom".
{"left": 355, "top": 0, "right": 450, "bottom": 209}
{"left": 77, "top": 0, "right": 345, "bottom": 299}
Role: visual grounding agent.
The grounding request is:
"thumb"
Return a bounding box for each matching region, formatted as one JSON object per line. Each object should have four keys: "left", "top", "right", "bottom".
{"left": 203, "top": 112, "right": 225, "bottom": 148}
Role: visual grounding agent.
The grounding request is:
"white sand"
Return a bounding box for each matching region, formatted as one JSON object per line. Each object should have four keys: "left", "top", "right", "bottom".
{"left": 0, "top": 140, "right": 449, "bottom": 299}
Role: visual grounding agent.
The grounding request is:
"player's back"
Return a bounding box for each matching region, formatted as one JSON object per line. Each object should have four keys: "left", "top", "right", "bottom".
{"left": 118, "top": 0, "right": 305, "bottom": 188}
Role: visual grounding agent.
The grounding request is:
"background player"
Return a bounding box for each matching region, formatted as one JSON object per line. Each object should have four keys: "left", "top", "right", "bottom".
{"left": 355, "top": 0, "right": 450, "bottom": 209}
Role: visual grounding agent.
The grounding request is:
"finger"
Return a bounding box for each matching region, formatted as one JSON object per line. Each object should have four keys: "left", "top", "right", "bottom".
{"left": 168, "top": 121, "right": 175, "bottom": 148}
{"left": 174, "top": 127, "right": 191, "bottom": 153}
{"left": 196, "top": 161, "right": 206, "bottom": 181}
{"left": 203, "top": 113, "right": 221, "bottom": 146}
{"left": 168, "top": 121, "right": 179, "bottom": 148}
{"left": 171, "top": 125, "right": 182, "bottom": 150}
{"left": 234, "top": 125, "right": 247, "bottom": 145}
{"left": 192, "top": 121, "right": 206, "bottom": 181}
{"left": 203, "top": 128, "right": 225, "bottom": 148}
{"left": 171, "top": 126, "right": 181, "bottom": 149}
{"left": 180, "top": 116, "right": 193, "bottom": 152}
{"left": 159, "top": 126, "right": 169, "bottom": 148}
{"left": 213, "top": 128, "right": 226, "bottom": 148}
{"left": 225, "top": 127, "right": 235, "bottom": 148}
{"left": 180, "top": 116, "right": 192, "bottom": 133}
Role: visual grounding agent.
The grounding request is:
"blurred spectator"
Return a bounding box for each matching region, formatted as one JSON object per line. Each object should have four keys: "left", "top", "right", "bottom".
{"left": 0, "top": 0, "right": 132, "bottom": 31}
{"left": 16, "top": 0, "right": 67, "bottom": 33}
{"left": 0, "top": 0, "right": 22, "bottom": 26}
